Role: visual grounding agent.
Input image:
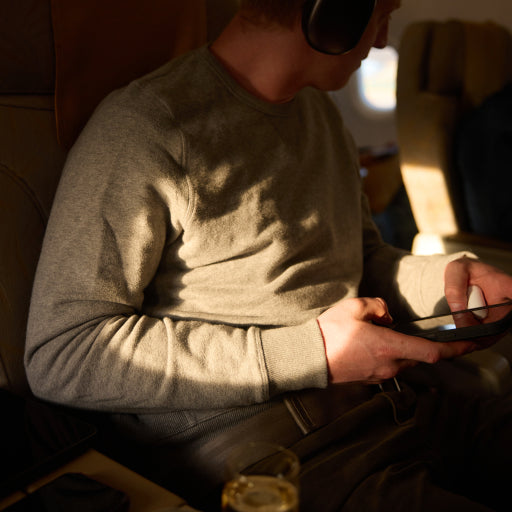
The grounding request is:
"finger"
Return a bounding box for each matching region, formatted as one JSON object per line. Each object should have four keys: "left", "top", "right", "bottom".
{"left": 485, "top": 301, "right": 512, "bottom": 323}
{"left": 390, "top": 331, "right": 476, "bottom": 363}
{"left": 396, "top": 359, "right": 419, "bottom": 372}
{"left": 452, "top": 310, "right": 480, "bottom": 328}
{"left": 434, "top": 339, "right": 478, "bottom": 359}
{"left": 473, "top": 334, "right": 503, "bottom": 350}
{"left": 444, "top": 259, "right": 471, "bottom": 312}
{"left": 357, "top": 297, "right": 393, "bottom": 324}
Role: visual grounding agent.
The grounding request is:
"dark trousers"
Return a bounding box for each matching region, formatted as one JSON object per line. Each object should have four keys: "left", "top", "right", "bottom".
{"left": 294, "top": 385, "right": 512, "bottom": 511}
{"left": 106, "top": 382, "right": 512, "bottom": 511}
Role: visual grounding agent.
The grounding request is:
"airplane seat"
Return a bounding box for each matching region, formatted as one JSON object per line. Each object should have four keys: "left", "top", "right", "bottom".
{"left": 396, "top": 19, "right": 512, "bottom": 270}
{"left": 0, "top": 0, "right": 238, "bottom": 397}
{"left": 396, "top": 19, "right": 512, "bottom": 395}
{"left": 0, "top": 1, "right": 64, "bottom": 396}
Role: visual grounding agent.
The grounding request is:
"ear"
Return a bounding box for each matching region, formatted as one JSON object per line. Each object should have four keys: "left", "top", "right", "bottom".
{"left": 302, "top": 0, "right": 375, "bottom": 55}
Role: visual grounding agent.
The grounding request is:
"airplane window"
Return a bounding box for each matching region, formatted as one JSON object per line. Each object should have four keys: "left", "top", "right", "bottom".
{"left": 358, "top": 46, "right": 398, "bottom": 111}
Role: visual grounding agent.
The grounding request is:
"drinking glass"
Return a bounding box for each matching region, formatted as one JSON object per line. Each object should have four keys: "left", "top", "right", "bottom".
{"left": 221, "top": 441, "right": 300, "bottom": 512}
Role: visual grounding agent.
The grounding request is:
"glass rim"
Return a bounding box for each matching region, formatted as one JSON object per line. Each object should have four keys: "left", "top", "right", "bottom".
{"left": 225, "top": 441, "right": 300, "bottom": 481}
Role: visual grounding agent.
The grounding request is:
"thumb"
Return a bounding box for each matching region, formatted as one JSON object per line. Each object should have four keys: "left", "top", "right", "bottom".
{"left": 444, "top": 258, "right": 471, "bottom": 312}
{"left": 366, "top": 297, "right": 394, "bottom": 325}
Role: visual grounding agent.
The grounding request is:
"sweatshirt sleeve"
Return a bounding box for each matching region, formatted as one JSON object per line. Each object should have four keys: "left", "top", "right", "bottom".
{"left": 24, "top": 90, "right": 327, "bottom": 414}
{"left": 358, "top": 193, "right": 476, "bottom": 321}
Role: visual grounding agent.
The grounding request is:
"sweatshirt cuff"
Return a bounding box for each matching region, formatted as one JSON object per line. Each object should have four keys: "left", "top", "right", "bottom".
{"left": 258, "top": 318, "right": 328, "bottom": 397}
{"left": 418, "top": 251, "right": 478, "bottom": 314}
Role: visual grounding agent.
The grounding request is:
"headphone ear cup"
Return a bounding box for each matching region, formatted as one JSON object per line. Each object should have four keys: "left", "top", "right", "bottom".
{"left": 302, "top": 0, "right": 376, "bottom": 55}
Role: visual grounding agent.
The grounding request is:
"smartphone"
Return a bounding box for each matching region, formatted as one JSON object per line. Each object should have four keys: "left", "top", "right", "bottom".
{"left": 4, "top": 473, "right": 130, "bottom": 511}
{"left": 394, "top": 300, "right": 512, "bottom": 342}
{"left": 0, "top": 390, "right": 97, "bottom": 500}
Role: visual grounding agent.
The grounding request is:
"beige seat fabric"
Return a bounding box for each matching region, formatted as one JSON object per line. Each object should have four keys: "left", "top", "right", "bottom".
{"left": 396, "top": 20, "right": 512, "bottom": 273}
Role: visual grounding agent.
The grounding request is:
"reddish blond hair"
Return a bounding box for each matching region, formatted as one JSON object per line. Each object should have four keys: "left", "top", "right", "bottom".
{"left": 240, "top": 0, "right": 304, "bottom": 27}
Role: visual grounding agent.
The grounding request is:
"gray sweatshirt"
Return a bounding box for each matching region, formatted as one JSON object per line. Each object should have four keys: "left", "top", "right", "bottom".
{"left": 25, "top": 46, "right": 460, "bottom": 442}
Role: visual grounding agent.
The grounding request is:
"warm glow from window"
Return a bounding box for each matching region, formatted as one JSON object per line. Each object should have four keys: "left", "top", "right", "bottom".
{"left": 401, "top": 163, "right": 458, "bottom": 235}
{"left": 358, "top": 46, "right": 398, "bottom": 111}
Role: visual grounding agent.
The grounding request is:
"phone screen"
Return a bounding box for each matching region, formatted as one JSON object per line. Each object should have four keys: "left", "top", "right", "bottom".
{"left": 4, "top": 473, "right": 129, "bottom": 512}
{"left": 394, "top": 300, "right": 512, "bottom": 342}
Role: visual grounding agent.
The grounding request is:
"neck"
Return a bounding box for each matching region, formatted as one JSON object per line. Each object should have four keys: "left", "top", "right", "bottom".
{"left": 209, "top": 14, "right": 312, "bottom": 104}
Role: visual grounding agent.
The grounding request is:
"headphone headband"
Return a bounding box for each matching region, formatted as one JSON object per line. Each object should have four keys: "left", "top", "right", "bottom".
{"left": 302, "top": 0, "right": 376, "bottom": 55}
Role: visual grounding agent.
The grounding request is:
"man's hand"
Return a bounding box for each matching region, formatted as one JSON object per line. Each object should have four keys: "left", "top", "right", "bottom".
{"left": 445, "top": 256, "right": 512, "bottom": 313}
{"left": 317, "top": 297, "right": 476, "bottom": 385}
{"left": 444, "top": 256, "right": 512, "bottom": 346}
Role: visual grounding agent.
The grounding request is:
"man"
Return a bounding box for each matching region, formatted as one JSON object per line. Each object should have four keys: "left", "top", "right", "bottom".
{"left": 25, "top": 0, "right": 512, "bottom": 510}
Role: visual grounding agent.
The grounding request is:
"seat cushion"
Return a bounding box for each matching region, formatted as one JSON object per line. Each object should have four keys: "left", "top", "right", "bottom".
{"left": 0, "top": 165, "right": 46, "bottom": 394}
{"left": 0, "top": 97, "right": 66, "bottom": 394}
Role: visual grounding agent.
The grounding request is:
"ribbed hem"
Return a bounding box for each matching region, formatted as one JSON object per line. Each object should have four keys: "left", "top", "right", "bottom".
{"left": 259, "top": 319, "right": 328, "bottom": 396}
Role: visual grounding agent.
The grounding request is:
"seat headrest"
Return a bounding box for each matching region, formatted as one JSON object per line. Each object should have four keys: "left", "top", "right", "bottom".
{"left": 0, "top": 1, "right": 55, "bottom": 94}
{"left": 401, "top": 19, "right": 512, "bottom": 110}
{"left": 51, "top": 0, "right": 208, "bottom": 149}
{"left": 426, "top": 20, "right": 465, "bottom": 96}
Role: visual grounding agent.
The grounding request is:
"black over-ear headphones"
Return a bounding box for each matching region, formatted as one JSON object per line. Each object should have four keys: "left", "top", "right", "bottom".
{"left": 302, "top": 0, "right": 376, "bottom": 55}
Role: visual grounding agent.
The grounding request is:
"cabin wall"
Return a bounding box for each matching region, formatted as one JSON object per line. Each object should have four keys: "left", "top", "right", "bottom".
{"left": 333, "top": 0, "right": 512, "bottom": 149}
